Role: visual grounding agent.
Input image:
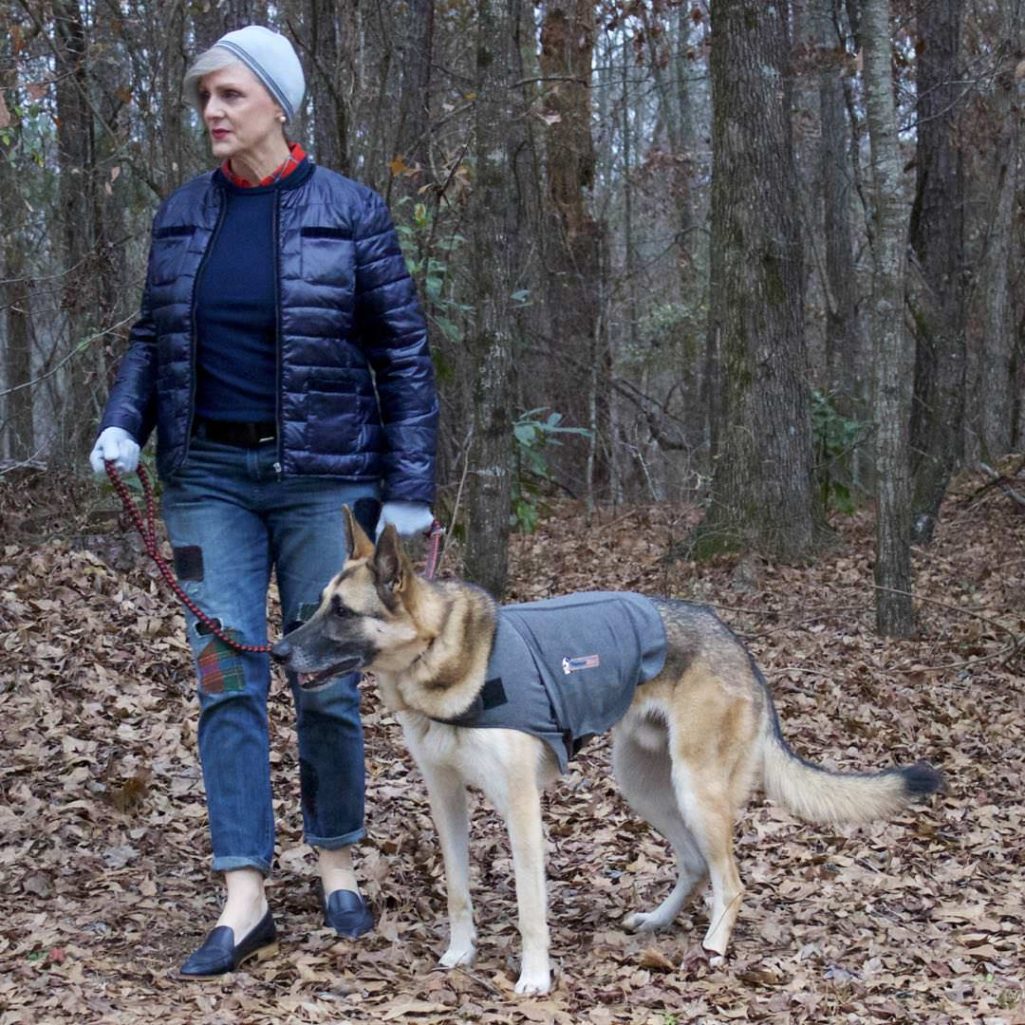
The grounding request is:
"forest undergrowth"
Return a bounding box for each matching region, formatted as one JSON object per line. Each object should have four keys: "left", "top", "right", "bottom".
{"left": 0, "top": 466, "right": 1022, "bottom": 1024}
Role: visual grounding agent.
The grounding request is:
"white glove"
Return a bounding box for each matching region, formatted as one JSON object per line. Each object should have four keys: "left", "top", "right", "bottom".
{"left": 89, "top": 426, "right": 141, "bottom": 476}
{"left": 376, "top": 501, "right": 434, "bottom": 539}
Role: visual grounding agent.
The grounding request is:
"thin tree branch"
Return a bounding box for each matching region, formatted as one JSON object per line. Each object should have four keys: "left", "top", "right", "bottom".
{"left": 0, "top": 314, "right": 135, "bottom": 398}
{"left": 977, "top": 462, "right": 1025, "bottom": 511}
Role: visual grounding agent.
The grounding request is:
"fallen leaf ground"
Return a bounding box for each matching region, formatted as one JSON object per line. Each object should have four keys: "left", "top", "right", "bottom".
{"left": 1, "top": 470, "right": 1023, "bottom": 1024}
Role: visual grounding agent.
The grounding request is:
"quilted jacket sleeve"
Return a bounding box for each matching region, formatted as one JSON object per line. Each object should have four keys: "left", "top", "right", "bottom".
{"left": 98, "top": 239, "right": 159, "bottom": 446}
{"left": 354, "top": 188, "right": 438, "bottom": 504}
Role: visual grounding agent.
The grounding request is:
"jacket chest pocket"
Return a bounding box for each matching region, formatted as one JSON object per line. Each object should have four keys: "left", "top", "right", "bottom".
{"left": 150, "top": 226, "right": 197, "bottom": 286}
{"left": 300, "top": 226, "right": 356, "bottom": 291}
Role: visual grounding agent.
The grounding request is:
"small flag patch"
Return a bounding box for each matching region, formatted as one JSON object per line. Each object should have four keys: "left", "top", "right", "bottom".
{"left": 562, "top": 654, "right": 601, "bottom": 675}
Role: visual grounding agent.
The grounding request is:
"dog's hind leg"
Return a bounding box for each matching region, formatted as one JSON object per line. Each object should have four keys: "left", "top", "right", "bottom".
{"left": 667, "top": 736, "right": 747, "bottom": 956}
{"left": 673, "top": 766, "right": 743, "bottom": 958}
{"left": 612, "top": 724, "right": 708, "bottom": 933}
{"left": 421, "top": 762, "right": 477, "bottom": 968}
{"left": 658, "top": 662, "right": 760, "bottom": 958}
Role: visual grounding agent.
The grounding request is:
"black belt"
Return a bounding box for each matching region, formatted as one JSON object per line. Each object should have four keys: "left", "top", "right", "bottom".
{"left": 193, "top": 418, "right": 277, "bottom": 447}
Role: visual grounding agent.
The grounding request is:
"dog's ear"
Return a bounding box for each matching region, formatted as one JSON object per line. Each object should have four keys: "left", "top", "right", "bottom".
{"left": 343, "top": 505, "right": 375, "bottom": 561}
{"left": 372, "top": 524, "right": 410, "bottom": 596}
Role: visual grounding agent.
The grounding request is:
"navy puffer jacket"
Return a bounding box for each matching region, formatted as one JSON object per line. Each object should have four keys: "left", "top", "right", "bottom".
{"left": 99, "top": 160, "right": 437, "bottom": 503}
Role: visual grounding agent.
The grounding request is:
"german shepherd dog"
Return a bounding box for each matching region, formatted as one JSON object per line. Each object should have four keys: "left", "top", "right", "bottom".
{"left": 271, "top": 510, "right": 942, "bottom": 996}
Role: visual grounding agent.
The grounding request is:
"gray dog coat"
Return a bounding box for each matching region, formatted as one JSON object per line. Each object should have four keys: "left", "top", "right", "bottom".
{"left": 438, "top": 591, "right": 667, "bottom": 772}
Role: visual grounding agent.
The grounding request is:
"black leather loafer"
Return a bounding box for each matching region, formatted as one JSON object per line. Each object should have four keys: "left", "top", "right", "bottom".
{"left": 179, "top": 909, "right": 278, "bottom": 978}
{"left": 323, "top": 889, "right": 374, "bottom": 939}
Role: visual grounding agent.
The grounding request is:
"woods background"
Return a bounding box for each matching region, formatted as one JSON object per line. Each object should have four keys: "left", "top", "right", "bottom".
{"left": 2, "top": 4, "right": 1024, "bottom": 1022}
{"left": 1, "top": 0, "right": 1022, "bottom": 627}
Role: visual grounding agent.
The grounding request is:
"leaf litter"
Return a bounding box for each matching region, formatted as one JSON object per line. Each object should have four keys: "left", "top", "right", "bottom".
{"left": 0, "top": 467, "right": 1023, "bottom": 1023}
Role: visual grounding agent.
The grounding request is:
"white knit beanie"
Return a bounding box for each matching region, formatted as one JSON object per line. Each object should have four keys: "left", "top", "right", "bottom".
{"left": 214, "top": 26, "right": 305, "bottom": 122}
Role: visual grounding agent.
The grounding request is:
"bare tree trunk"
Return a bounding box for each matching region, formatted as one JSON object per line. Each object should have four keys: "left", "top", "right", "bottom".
{"left": 151, "top": 2, "right": 189, "bottom": 194}
{"left": 861, "top": 0, "right": 914, "bottom": 636}
{"left": 976, "top": 4, "right": 1023, "bottom": 460}
{"left": 539, "top": 0, "right": 605, "bottom": 503}
{"left": 795, "top": 0, "right": 870, "bottom": 507}
{"left": 620, "top": 33, "right": 639, "bottom": 364}
{"left": 302, "top": 0, "right": 350, "bottom": 172}
{"left": 387, "top": 0, "right": 433, "bottom": 205}
{"left": 792, "top": 0, "right": 823, "bottom": 374}
{"left": 462, "top": 0, "right": 527, "bottom": 596}
{"left": 194, "top": 0, "right": 271, "bottom": 39}
{"left": 638, "top": 0, "right": 694, "bottom": 260}
{"left": 1, "top": 262, "right": 33, "bottom": 462}
{"left": 909, "top": 0, "right": 965, "bottom": 542}
{"left": 53, "top": 0, "right": 101, "bottom": 462}
{"left": 696, "top": 0, "right": 818, "bottom": 561}
{"left": 1, "top": 33, "right": 35, "bottom": 462}
{"left": 818, "top": 0, "right": 867, "bottom": 418}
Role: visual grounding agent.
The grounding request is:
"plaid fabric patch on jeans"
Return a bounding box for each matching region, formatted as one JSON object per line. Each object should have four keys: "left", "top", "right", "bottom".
{"left": 197, "top": 632, "right": 246, "bottom": 694}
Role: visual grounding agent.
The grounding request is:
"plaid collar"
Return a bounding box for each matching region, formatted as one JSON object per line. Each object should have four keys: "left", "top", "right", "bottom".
{"left": 222, "top": 142, "right": 307, "bottom": 188}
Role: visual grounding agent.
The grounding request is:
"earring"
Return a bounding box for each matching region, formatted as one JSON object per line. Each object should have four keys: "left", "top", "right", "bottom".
{"left": 278, "top": 115, "right": 286, "bottom": 123}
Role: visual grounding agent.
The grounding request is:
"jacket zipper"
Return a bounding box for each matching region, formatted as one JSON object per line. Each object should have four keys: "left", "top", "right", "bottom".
{"left": 184, "top": 189, "right": 226, "bottom": 466}
{"left": 272, "top": 188, "right": 283, "bottom": 480}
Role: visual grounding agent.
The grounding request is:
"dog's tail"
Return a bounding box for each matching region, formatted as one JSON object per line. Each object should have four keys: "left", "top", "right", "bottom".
{"left": 757, "top": 671, "right": 943, "bottom": 825}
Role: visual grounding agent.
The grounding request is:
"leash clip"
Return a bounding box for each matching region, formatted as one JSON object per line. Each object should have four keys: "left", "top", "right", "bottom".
{"left": 423, "top": 517, "right": 445, "bottom": 580}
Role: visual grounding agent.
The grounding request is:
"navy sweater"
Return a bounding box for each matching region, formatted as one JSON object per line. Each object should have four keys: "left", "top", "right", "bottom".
{"left": 194, "top": 161, "right": 314, "bottom": 422}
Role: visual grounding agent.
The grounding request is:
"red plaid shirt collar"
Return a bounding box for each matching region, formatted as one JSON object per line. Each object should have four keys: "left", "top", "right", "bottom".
{"left": 221, "top": 142, "right": 307, "bottom": 188}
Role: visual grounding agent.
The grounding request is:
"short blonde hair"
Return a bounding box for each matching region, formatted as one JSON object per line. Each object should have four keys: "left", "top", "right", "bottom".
{"left": 182, "top": 47, "right": 243, "bottom": 113}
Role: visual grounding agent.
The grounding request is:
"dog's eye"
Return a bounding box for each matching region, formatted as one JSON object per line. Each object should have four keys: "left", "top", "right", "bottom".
{"left": 331, "top": 596, "right": 354, "bottom": 619}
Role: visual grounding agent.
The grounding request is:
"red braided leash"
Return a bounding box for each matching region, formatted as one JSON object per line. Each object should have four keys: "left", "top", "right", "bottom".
{"left": 104, "top": 462, "right": 446, "bottom": 654}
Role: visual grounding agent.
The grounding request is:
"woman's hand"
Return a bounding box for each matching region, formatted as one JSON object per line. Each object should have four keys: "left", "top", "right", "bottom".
{"left": 376, "top": 501, "right": 434, "bottom": 538}
{"left": 89, "top": 427, "right": 141, "bottom": 476}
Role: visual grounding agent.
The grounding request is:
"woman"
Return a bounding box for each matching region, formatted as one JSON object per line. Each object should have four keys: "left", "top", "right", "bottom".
{"left": 88, "top": 26, "right": 438, "bottom": 977}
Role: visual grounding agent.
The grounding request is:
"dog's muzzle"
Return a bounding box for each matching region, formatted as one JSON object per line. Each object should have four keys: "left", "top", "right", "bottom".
{"left": 270, "top": 637, "right": 363, "bottom": 689}
{"left": 269, "top": 637, "right": 293, "bottom": 665}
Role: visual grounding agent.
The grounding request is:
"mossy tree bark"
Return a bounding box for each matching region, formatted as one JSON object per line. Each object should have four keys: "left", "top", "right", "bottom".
{"left": 538, "top": 0, "right": 606, "bottom": 505}
{"left": 462, "top": 0, "right": 529, "bottom": 596}
{"left": 696, "top": 0, "right": 819, "bottom": 561}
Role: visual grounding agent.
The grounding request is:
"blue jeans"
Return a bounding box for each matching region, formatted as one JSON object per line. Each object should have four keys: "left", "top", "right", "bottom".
{"left": 161, "top": 435, "right": 379, "bottom": 875}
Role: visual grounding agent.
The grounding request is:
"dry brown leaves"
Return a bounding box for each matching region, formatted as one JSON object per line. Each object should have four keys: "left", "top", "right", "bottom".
{"left": 1, "top": 470, "right": 1023, "bottom": 1024}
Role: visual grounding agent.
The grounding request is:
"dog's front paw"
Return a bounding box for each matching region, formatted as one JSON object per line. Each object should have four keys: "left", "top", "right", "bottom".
{"left": 514, "top": 968, "right": 551, "bottom": 996}
{"left": 514, "top": 951, "right": 551, "bottom": 996}
{"left": 438, "top": 942, "right": 476, "bottom": 969}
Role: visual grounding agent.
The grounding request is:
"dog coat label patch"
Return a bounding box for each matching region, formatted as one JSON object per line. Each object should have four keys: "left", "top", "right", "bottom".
{"left": 562, "top": 654, "right": 601, "bottom": 675}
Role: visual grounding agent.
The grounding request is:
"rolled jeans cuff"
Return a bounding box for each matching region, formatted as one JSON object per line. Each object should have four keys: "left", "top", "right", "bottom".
{"left": 307, "top": 826, "right": 366, "bottom": 850}
{"left": 212, "top": 854, "right": 272, "bottom": 876}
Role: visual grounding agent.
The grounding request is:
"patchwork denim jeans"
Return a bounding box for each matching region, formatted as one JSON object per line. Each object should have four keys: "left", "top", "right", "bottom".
{"left": 161, "top": 435, "right": 380, "bottom": 874}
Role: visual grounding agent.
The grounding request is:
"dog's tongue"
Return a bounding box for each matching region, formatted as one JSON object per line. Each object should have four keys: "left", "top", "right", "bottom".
{"left": 296, "top": 659, "right": 359, "bottom": 689}
{"left": 298, "top": 669, "right": 334, "bottom": 689}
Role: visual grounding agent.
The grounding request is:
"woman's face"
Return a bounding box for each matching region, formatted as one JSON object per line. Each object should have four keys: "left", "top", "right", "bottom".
{"left": 198, "top": 63, "right": 284, "bottom": 163}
